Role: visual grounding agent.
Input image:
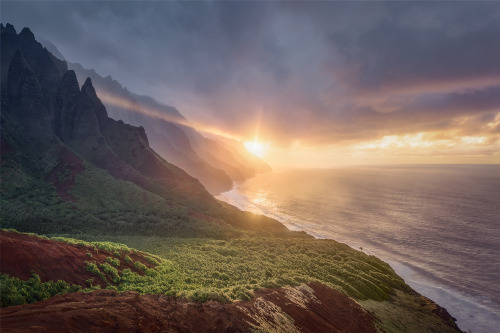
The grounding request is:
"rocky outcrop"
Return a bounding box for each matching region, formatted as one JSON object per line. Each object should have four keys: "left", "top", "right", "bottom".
{"left": 1, "top": 26, "right": 66, "bottom": 92}
{"left": 80, "top": 77, "right": 109, "bottom": 132}
{"left": 54, "top": 70, "right": 81, "bottom": 140}
{"left": 0, "top": 23, "right": 16, "bottom": 35}
{"left": 6, "top": 51, "right": 50, "bottom": 130}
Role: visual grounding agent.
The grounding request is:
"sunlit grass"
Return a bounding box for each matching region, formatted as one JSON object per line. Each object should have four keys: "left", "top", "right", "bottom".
{"left": 53, "top": 234, "right": 410, "bottom": 303}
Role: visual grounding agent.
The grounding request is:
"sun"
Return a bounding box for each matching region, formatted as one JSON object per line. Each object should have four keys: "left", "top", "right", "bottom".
{"left": 244, "top": 140, "right": 268, "bottom": 158}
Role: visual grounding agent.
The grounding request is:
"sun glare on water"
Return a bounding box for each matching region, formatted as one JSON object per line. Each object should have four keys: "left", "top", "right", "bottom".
{"left": 244, "top": 140, "right": 268, "bottom": 158}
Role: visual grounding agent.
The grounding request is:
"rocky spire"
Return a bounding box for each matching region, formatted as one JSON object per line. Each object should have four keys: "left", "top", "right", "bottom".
{"left": 57, "top": 70, "right": 80, "bottom": 97}
{"left": 81, "top": 77, "right": 96, "bottom": 96}
{"left": 19, "top": 27, "right": 35, "bottom": 41}
{"left": 81, "top": 77, "right": 109, "bottom": 131}
{"left": 53, "top": 70, "right": 81, "bottom": 140}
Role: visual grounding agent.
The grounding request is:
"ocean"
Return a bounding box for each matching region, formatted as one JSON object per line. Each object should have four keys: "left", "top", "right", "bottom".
{"left": 217, "top": 165, "right": 500, "bottom": 333}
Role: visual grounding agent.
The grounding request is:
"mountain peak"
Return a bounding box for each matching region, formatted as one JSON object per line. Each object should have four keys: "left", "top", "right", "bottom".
{"left": 80, "top": 76, "right": 110, "bottom": 130}
{"left": 19, "top": 27, "right": 35, "bottom": 40}
{"left": 1, "top": 23, "right": 17, "bottom": 34}
{"left": 81, "top": 77, "right": 95, "bottom": 95}
{"left": 57, "top": 70, "right": 80, "bottom": 97}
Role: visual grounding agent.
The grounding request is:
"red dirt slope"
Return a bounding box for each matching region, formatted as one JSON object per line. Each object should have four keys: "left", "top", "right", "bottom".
{"left": 0, "top": 231, "right": 155, "bottom": 287}
{"left": 1, "top": 283, "right": 378, "bottom": 333}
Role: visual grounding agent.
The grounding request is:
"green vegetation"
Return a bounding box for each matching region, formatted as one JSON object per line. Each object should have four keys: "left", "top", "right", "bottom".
{"left": 0, "top": 155, "right": 301, "bottom": 240}
{"left": 109, "top": 237, "right": 409, "bottom": 302}
{"left": 33, "top": 233, "right": 408, "bottom": 303}
{"left": 133, "top": 261, "right": 148, "bottom": 272}
{"left": 0, "top": 230, "right": 409, "bottom": 305}
{"left": 0, "top": 118, "right": 307, "bottom": 241}
{"left": 85, "top": 261, "right": 106, "bottom": 282}
{"left": 0, "top": 273, "right": 81, "bottom": 307}
{"left": 106, "top": 257, "right": 120, "bottom": 267}
{"left": 100, "top": 263, "right": 121, "bottom": 283}
{"left": 361, "top": 289, "right": 460, "bottom": 333}
{"left": 0, "top": 160, "right": 226, "bottom": 237}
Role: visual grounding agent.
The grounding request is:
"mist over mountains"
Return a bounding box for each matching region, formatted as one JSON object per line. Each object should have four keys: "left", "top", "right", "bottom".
{"left": 41, "top": 37, "right": 271, "bottom": 195}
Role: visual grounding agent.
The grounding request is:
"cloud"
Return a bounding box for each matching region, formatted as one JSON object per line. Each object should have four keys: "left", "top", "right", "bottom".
{"left": 2, "top": 1, "right": 500, "bottom": 152}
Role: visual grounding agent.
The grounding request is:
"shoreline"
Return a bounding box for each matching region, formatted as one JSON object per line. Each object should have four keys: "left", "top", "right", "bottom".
{"left": 217, "top": 183, "right": 500, "bottom": 333}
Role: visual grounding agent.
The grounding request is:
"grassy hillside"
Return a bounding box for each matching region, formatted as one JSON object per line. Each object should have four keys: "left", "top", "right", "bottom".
{"left": 1, "top": 230, "right": 461, "bottom": 332}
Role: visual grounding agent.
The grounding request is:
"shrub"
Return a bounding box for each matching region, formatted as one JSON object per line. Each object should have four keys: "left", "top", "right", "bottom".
{"left": 189, "top": 289, "right": 231, "bottom": 303}
{"left": 134, "top": 261, "right": 147, "bottom": 272}
{"left": 106, "top": 257, "right": 120, "bottom": 267}
{"left": 85, "top": 261, "right": 106, "bottom": 282}
{"left": 100, "top": 263, "right": 120, "bottom": 283}
{"left": 0, "top": 273, "right": 81, "bottom": 307}
{"left": 145, "top": 256, "right": 160, "bottom": 265}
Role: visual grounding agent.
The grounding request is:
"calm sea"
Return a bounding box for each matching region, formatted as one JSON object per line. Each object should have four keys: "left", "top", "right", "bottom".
{"left": 217, "top": 165, "right": 500, "bottom": 333}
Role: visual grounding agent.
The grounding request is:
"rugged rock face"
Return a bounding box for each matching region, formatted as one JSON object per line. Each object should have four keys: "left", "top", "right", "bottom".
{"left": 53, "top": 70, "right": 82, "bottom": 140}
{"left": 0, "top": 25, "right": 66, "bottom": 92}
{"left": 1, "top": 26, "right": 215, "bottom": 209}
{"left": 6, "top": 51, "right": 51, "bottom": 132}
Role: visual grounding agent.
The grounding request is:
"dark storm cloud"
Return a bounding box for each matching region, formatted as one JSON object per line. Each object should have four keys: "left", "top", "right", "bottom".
{"left": 2, "top": 1, "right": 500, "bottom": 146}
{"left": 327, "top": 4, "right": 500, "bottom": 93}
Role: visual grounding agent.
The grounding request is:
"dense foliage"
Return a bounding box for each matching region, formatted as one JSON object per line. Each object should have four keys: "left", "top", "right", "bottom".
{"left": 0, "top": 273, "right": 81, "bottom": 307}
{"left": 0, "top": 155, "right": 231, "bottom": 237}
{"left": 0, "top": 143, "right": 301, "bottom": 239}
{"left": 115, "top": 237, "right": 409, "bottom": 302}
{"left": 0, "top": 231, "right": 410, "bottom": 306}
{"left": 23, "top": 233, "right": 407, "bottom": 303}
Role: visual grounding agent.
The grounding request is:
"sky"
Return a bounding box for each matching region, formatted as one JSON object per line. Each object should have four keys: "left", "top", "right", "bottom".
{"left": 2, "top": 1, "right": 500, "bottom": 167}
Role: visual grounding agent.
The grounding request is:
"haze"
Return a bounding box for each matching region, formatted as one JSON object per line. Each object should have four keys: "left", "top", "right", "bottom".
{"left": 2, "top": 1, "right": 499, "bottom": 167}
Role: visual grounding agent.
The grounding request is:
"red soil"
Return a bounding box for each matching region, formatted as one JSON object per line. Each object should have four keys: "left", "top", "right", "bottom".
{"left": 258, "top": 282, "right": 379, "bottom": 333}
{"left": 0, "top": 284, "right": 378, "bottom": 333}
{"left": 46, "top": 148, "right": 85, "bottom": 202}
{"left": 0, "top": 231, "right": 155, "bottom": 288}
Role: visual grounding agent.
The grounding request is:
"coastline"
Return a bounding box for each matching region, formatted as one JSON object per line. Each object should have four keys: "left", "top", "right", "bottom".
{"left": 217, "top": 183, "right": 500, "bottom": 333}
